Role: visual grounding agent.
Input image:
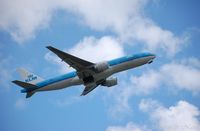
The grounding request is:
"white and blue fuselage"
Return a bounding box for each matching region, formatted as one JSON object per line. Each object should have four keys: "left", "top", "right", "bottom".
{"left": 21, "top": 52, "right": 155, "bottom": 94}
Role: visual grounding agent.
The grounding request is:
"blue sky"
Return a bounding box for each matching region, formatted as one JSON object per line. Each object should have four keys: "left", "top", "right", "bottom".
{"left": 0, "top": 0, "right": 200, "bottom": 131}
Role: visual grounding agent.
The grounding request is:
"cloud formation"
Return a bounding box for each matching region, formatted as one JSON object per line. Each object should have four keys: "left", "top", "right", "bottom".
{"left": 107, "top": 58, "right": 200, "bottom": 116}
{"left": 132, "top": 58, "right": 200, "bottom": 94}
{"left": 106, "top": 122, "right": 150, "bottom": 131}
{"left": 0, "top": 55, "right": 13, "bottom": 90}
{"left": 161, "top": 60, "right": 200, "bottom": 93}
{"left": 0, "top": 0, "right": 55, "bottom": 43}
{"left": 68, "top": 36, "right": 125, "bottom": 62}
{"left": 50, "top": 95, "right": 81, "bottom": 108}
{"left": 15, "top": 98, "right": 27, "bottom": 109}
{"left": 0, "top": 0, "right": 188, "bottom": 56}
{"left": 139, "top": 99, "right": 200, "bottom": 131}
{"left": 108, "top": 99, "right": 200, "bottom": 131}
{"left": 121, "top": 16, "right": 189, "bottom": 56}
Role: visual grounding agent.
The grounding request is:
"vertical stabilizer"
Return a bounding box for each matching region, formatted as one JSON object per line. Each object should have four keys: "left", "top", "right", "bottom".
{"left": 17, "top": 68, "right": 44, "bottom": 84}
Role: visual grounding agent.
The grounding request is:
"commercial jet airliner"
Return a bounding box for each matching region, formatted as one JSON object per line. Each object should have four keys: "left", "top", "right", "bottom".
{"left": 12, "top": 46, "right": 156, "bottom": 98}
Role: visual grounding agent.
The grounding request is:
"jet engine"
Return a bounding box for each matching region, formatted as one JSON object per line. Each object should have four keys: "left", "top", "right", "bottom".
{"left": 94, "top": 61, "right": 109, "bottom": 72}
{"left": 102, "top": 77, "right": 118, "bottom": 87}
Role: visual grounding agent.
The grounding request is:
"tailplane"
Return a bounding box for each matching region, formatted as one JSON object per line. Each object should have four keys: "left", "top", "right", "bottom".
{"left": 12, "top": 80, "right": 38, "bottom": 98}
{"left": 12, "top": 80, "right": 38, "bottom": 89}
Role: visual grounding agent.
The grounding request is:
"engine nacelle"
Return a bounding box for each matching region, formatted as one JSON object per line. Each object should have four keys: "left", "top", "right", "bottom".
{"left": 94, "top": 61, "right": 109, "bottom": 72}
{"left": 102, "top": 77, "right": 118, "bottom": 87}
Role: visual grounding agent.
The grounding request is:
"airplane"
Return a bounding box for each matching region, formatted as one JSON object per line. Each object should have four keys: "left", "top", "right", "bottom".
{"left": 12, "top": 46, "right": 156, "bottom": 98}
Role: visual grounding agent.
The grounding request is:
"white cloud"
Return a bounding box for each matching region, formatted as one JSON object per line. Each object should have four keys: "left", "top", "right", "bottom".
{"left": 106, "top": 122, "right": 150, "bottom": 131}
{"left": 15, "top": 98, "right": 27, "bottom": 109}
{"left": 130, "top": 70, "right": 161, "bottom": 94}
{"left": 107, "top": 58, "right": 200, "bottom": 116}
{"left": 131, "top": 58, "right": 200, "bottom": 95}
{"left": 106, "top": 71, "right": 161, "bottom": 118}
{"left": 106, "top": 80, "right": 133, "bottom": 118}
{"left": 45, "top": 36, "right": 125, "bottom": 73}
{"left": 50, "top": 95, "right": 81, "bottom": 107}
{"left": 106, "top": 99, "right": 200, "bottom": 131}
{"left": 0, "top": 0, "right": 145, "bottom": 43}
{"left": 161, "top": 62, "right": 200, "bottom": 93}
{"left": 181, "top": 57, "right": 200, "bottom": 68}
{"left": 0, "top": 0, "right": 188, "bottom": 56}
{"left": 62, "top": 0, "right": 147, "bottom": 31}
{"left": 0, "top": 0, "right": 56, "bottom": 43}
{"left": 139, "top": 99, "right": 161, "bottom": 113}
{"left": 0, "top": 55, "right": 13, "bottom": 90}
{"left": 139, "top": 99, "right": 200, "bottom": 131}
{"left": 61, "top": 0, "right": 189, "bottom": 56}
{"left": 68, "top": 36, "right": 125, "bottom": 62}
{"left": 120, "top": 16, "right": 189, "bottom": 56}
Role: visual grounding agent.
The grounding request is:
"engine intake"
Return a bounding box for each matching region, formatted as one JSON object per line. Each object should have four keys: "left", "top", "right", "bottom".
{"left": 102, "top": 77, "right": 117, "bottom": 87}
{"left": 94, "top": 61, "right": 109, "bottom": 72}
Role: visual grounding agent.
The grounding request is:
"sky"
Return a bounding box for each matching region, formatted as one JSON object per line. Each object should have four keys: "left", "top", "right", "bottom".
{"left": 0, "top": 0, "right": 200, "bottom": 131}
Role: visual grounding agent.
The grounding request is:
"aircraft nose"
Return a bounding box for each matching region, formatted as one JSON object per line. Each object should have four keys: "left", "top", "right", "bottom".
{"left": 151, "top": 54, "right": 156, "bottom": 59}
{"left": 147, "top": 54, "right": 156, "bottom": 64}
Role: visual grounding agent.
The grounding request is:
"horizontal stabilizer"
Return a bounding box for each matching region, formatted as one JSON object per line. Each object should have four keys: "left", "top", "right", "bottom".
{"left": 12, "top": 80, "right": 37, "bottom": 98}
{"left": 12, "top": 80, "right": 38, "bottom": 89}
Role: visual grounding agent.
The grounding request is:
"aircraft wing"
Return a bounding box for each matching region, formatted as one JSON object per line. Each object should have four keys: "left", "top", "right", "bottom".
{"left": 81, "top": 84, "right": 98, "bottom": 96}
{"left": 46, "top": 46, "right": 94, "bottom": 72}
{"left": 47, "top": 46, "right": 99, "bottom": 96}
